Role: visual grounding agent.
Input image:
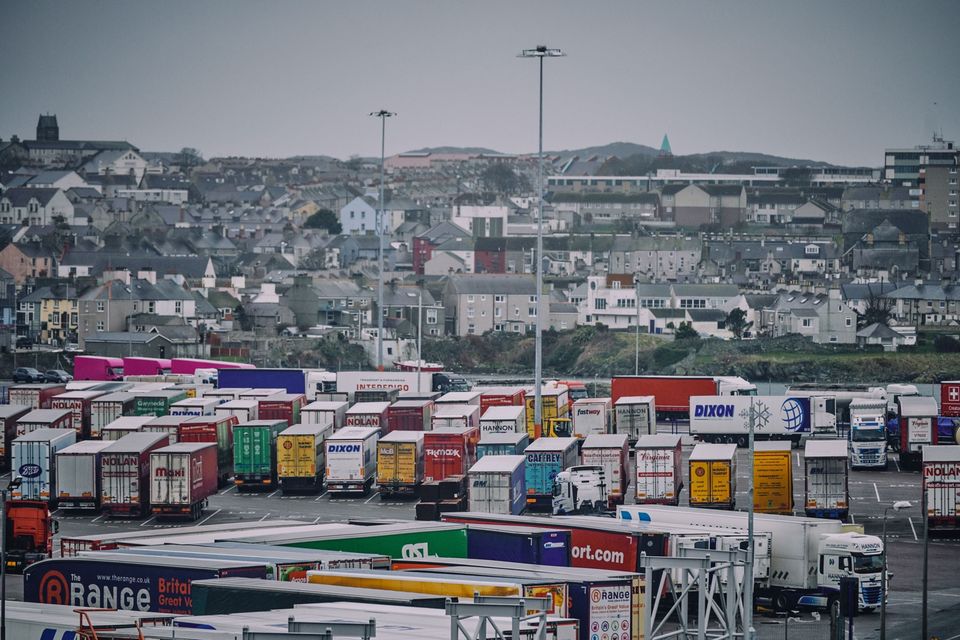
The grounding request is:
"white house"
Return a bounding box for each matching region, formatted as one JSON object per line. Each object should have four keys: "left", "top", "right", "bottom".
{"left": 451, "top": 203, "right": 511, "bottom": 237}
{"left": 0, "top": 188, "right": 74, "bottom": 226}
{"left": 82, "top": 149, "right": 149, "bottom": 182}
{"left": 339, "top": 196, "right": 404, "bottom": 236}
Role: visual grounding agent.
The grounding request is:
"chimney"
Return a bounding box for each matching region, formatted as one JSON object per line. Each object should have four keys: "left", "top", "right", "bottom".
{"left": 915, "top": 278, "right": 923, "bottom": 288}
{"left": 138, "top": 269, "right": 157, "bottom": 285}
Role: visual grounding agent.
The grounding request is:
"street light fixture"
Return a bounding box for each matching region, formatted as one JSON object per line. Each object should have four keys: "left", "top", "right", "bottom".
{"left": 880, "top": 500, "right": 912, "bottom": 640}
{"left": 370, "top": 109, "right": 395, "bottom": 371}
{"left": 1, "top": 477, "right": 23, "bottom": 640}
{"left": 406, "top": 290, "right": 423, "bottom": 392}
{"left": 519, "top": 44, "right": 564, "bottom": 438}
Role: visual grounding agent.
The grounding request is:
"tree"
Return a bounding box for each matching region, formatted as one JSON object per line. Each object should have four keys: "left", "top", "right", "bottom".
{"left": 857, "top": 285, "right": 894, "bottom": 329}
{"left": 725, "top": 308, "right": 752, "bottom": 340}
{"left": 674, "top": 322, "right": 699, "bottom": 340}
{"left": 304, "top": 209, "right": 342, "bottom": 234}
{"left": 178, "top": 147, "right": 204, "bottom": 168}
{"left": 481, "top": 163, "right": 528, "bottom": 195}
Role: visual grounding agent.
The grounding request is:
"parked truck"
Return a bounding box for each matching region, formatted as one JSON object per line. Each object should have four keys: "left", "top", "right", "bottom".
{"left": 689, "top": 395, "right": 835, "bottom": 447}
{"left": 387, "top": 400, "right": 433, "bottom": 432}
{"left": 524, "top": 437, "right": 578, "bottom": 511}
{"left": 754, "top": 441, "right": 794, "bottom": 515}
{"left": 258, "top": 393, "right": 305, "bottom": 426}
{"left": 55, "top": 440, "right": 113, "bottom": 510}
{"left": 277, "top": 422, "right": 333, "bottom": 494}
{"left": 423, "top": 426, "right": 479, "bottom": 483}
{"left": 551, "top": 466, "right": 609, "bottom": 515}
{"left": 618, "top": 505, "right": 885, "bottom": 612}
{"left": 479, "top": 405, "right": 526, "bottom": 436}
{"left": 432, "top": 404, "right": 480, "bottom": 431}
{"left": 344, "top": 401, "right": 391, "bottom": 433}
{"left": 9, "top": 384, "right": 67, "bottom": 409}
{"left": 377, "top": 431, "right": 425, "bottom": 497}
{"left": 301, "top": 400, "right": 349, "bottom": 430}
{"left": 73, "top": 355, "right": 124, "bottom": 381}
{"left": 122, "top": 356, "right": 171, "bottom": 376}
{"left": 571, "top": 398, "right": 612, "bottom": 438}
{"left": 634, "top": 434, "right": 683, "bottom": 505}
{"left": 150, "top": 442, "right": 219, "bottom": 520}
{"left": 465, "top": 525, "right": 570, "bottom": 567}
{"left": 178, "top": 414, "right": 238, "bottom": 487}
{"left": 0, "top": 404, "right": 30, "bottom": 470}
{"left": 612, "top": 375, "right": 756, "bottom": 421}
{"left": 216, "top": 367, "right": 332, "bottom": 400}
{"left": 233, "top": 420, "right": 287, "bottom": 490}
{"left": 477, "top": 432, "right": 529, "bottom": 458}
{"left": 580, "top": 433, "right": 629, "bottom": 507}
{"left": 524, "top": 386, "right": 569, "bottom": 440}
{"left": 169, "top": 396, "right": 220, "bottom": 417}
{"left": 804, "top": 439, "right": 849, "bottom": 519}
{"left": 335, "top": 370, "right": 470, "bottom": 401}
{"left": 941, "top": 380, "right": 960, "bottom": 418}
{"left": 613, "top": 396, "right": 656, "bottom": 443}
{"left": 3, "top": 500, "right": 58, "bottom": 573}
{"left": 100, "top": 432, "right": 170, "bottom": 517}
{"left": 467, "top": 455, "right": 526, "bottom": 515}
{"left": 132, "top": 389, "right": 187, "bottom": 417}
{"left": 923, "top": 445, "right": 960, "bottom": 536}
{"left": 785, "top": 383, "right": 886, "bottom": 425}
{"left": 325, "top": 426, "right": 379, "bottom": 494}
{"left": 11, "top": 428, "right": 76, "bottom": 504}
{"left": 101, "top": 415, "right": 154, "bottom": 441}
{"left": 50, "top": 389, "right": 106, "bottom": 438}
{"left": 478, "top": 386, "right": 525, "bottom": 415}
{"left": 142, "top": 415, "right": 183, "bottom": 444}
{"left": 90, "top": 392, "right": 136, "bottom": 438}
{"left": 896, "top": 395, "right": 939, "bottom": 469}
{"left": 688, "top": 443, "right": 737, "bottom": 510}
{"left": 848, "top": 397, "right": 889, "bottom": 469}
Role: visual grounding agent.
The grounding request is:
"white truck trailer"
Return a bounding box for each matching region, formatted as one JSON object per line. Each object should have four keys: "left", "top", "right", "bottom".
{"left": 689, "top": 395, "right": 836, "bottom": 447}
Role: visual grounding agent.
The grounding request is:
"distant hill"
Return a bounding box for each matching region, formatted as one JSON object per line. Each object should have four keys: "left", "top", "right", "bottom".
{"left": 403, "top": 146, "right": 504, "bottom": 155}
{"left": 546, "top": 141, "right": 660, "bottom": 160}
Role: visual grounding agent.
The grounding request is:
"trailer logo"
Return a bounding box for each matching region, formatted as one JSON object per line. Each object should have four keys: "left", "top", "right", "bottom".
{"left": 693, "top": 404, "right": 734, "bottom": 418}
{"left": 577, "top": 408, "right": 601, "bottom": 416}
{"left": 38, "top": 570, "right": 69, "bottom": 604}
{"left": 425, "top": 448, "right": 461, "bottom": 458}
{"left": 154, "top": 467, "right": 184, "bottom": 478}
{"left": 18, "top": 463, "right": 42, "bottom": 478}
{"left": 329, "top": 444, "right": 361, "bottom": 453}
{"left": 283, "top": 440, "right": 293, "bottom": 449}
{"left": 780, "top": 398, "right": 807, "bottom": 432}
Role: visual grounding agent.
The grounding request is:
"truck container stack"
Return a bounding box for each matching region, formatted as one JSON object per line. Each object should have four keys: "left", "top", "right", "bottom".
{"left": 613, "top": 395, "right": 656, "bottom": 442}
{"left": 432, "top": 404, "right": 480, "bottom": 431}
{"left": 387, "top": 400, "right": 433, "bottom": 432}
{"left": 150, "top": 442, "right": 219, "bottom": 519}
{"left": 132, "top": 389, "right": 187, "bottom": 417}
{"left": 141, "top": 415, "right": 183, "bottom": 444}
{"left": 344, "top": 402, "right": 391, "bottom": 433}
{"left": 15, "top": 409, "right": 73, "bottom": 437}
{"left": 922, "top": 445, "right": 960, "bottom": 536}
{"left": 753, "top": 441, "right": 794, "bottom": 515}
{"left": 634, "top": 434, "right": 683, "bottom": 505}
{"left": 169, "top": 397, "right": 220, "bottom": 417}
{"left": 523, "top": 436, "right": 578, "bottom": 511}
{"left": 90, "top": 392, "right": 136, "bottom": 438}
{"left": 277, "top": 422, "right": 332, "bottom": 494}
{"left": 325, "top": 426, "right": 379, "bottom": 494}
{"left": 258, "top": 393, "right": 305, "bottom": 426}
{"left": 178, "top": 414, "right": 238, "bottom": 486}
{"left": 50, "top": 389, "right": 106, "bottom": 438}
{"left": 301, "top": 400, "right": 349, "bottom": 429}
{"left": 804, "top": 439, "right": 849, "bottom": 519}
{"left": 376, "top": 431, "right": 425, "bottom": 497}
{"left": 354, "top": 388, "right": 400, "bottom": 404}
{"left": 479, "top": 405, "right": 526, "bottom": 436}
{"left": 423, "top": 426, "right": 478, "bottom": 483}
{"left": 9, "top": 384, "right": 67, "bottom": 409}
{"left": 467, "top": 454, "right": 526, "bottom": 515}
{"left": 11, "top": 428, "right": 76, "bottom": 504}
{"left": 100, "top": 432, "right": 171, "bottom": 517}
{"left": 101, "top": 415, "right": 154, "bottom": 440}
{"left": 571, "top": 398, "right": 613, "bottom": 438}
{"left": 214, "top": 398, "right": 260, "bottom": 423}
{"left": 688, "top": 443, "right": 737, "bottom": 510}
{"left": 580, "top": 433, "right": 629, "bottom": 507}
{"left": 233, "top": 420, "right": 287, "bottom": 490}
{"left": 524, "top": 386, "right": 569, "bottom": 439}
{"left": 465, "top": 525, "right": 570, "bottom": 566}
{"left": 55, "top": 440, "right": 113, "bottom": 510}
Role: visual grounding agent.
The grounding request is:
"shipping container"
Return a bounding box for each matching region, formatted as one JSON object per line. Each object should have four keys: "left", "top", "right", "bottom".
{"left": 524, "top": 437, "right": 579, "bottom": 510}
{"left": 477, "top": 432, "right": 529, "bottom": 458}
{"left": 16, "top": 408, "right": 73, "bottom": 438}
{"left": 689, "top": 395, "right": 832, "bottom": 446}
{"left": 23, "top": 555, "right": 267, "bottom": 615}
{"left": 468, "top": 454, "right": 526, "bottom": 515}
{"left": 897, "top": 395, "right": 939, "bottom": 469}
{"left": 277, "top": 422, "right": 333, "bottom": 493}
{"left": 581, "top": 434, "right": 629, "bottom": 506}
{"left": 100, "top": 432, "right": 170, "bottom": 517}
{"left": 524, "top": 387, "right": 570, "bottom": 440}
{"left": 50, "top": 390, "right": 106, "bottom": 438}
{"left": 942, "top": 381, "right": 960, "bottom": 418}
{"left": 217, "top": 368, "right": 307, "bottom": 394}
{"left": 258, "top": 393, "right": 306, "bottom": 427}
{"left": 150, "top": 442, "right": 219, "bottom": 519}
{"left": 923, "top": 445, "right": 960, "bottom": 535}
{"left": 688, "top": 443, "right": 737, "bottom": 510}
{"left": 466, "top": 524, "right": 570, "bottom": 566}
{"left": 479, "top": 405, "right": 526, "bottom": 436}
{"left": 804, "top": 439, "right": 849, "bottom": 519}
{"left": 11, "top": 428, "right": 76, "bottom": 504}
{"left": 432, "top": 404, "right": 480, "bottom": 431}
{"left": 132, "top": 390, "right": 187, "bottom": 417}
{"left": 169, "top": 397, "right": 220, "bottom": 417}
{"left": 213, "top": 398, "right": 259, "bottom": 423}
{"left": 477, "top": 386, "right": 526, "bottom": 415}
{"left": 55, "top": 440, "right": 113, "bottom": 510}
{"left": 354, "top": 388, "right": 400, "bottom": 404}
{"left": 121, "top": 356, "right": 171, "bottom": 376}
{"left": 233, "top": 420, "right": 287, "bottom": 490}
{"left": 754, "top": 441, "right": 794, "bottom": 515}
{"left": 204, "top": 387, "right": 248, "bottom": 402}
{"left": 101, "top": 416, "right": 155, "bottom": 441}
{"left": 90, "top": 392, "right": 136, "bottom": 439}
{"left": 436, "top": 391, "right": 482, "bottom": 407}
{"left": 141, "top": 415, "right": 184, "bottom": 444}
{"left": 73, "top": 355, "right": 124, "bottom": 381}
{"left": 388, "top": 400, "right": 434, "bottom": 432}
{"left": 613, "top": 395, "right": 656, "bottom": 443}
{"left": 324, "top": 426, "right": 379, "bottom": 494}
{"left": 335, "top": 371, "right": 434, "bottom": 401}
{"left": 571, "top": 398, "right": 613, "bottom": 438}
{"left": 172, "top": 358, "right": 255, "bottom": 375}
{"left": 423, "top": 427, "right": 479, "bottom": 483}
{"left": 612, "top": 375, "right": 755, "bottom": 420}
{"left": 377, "top": 431, "right": 425, "bottom": 496}
{"left": 190, "top": 577, "right": 447, "bottom": 615}
{"left": 9, "top": 384, "right": 67, "bottom": 410}
{"left": 237, "top": 388, "right": 285, "bottom": 401}
{"left": 301, "top": 400, "right": 349, "bottom": 430}
{"left": 0, "top": 404, "right": 30, "bottom": 469}
{"left": 344, "top": 401, "right": 391, "bottom": 433}
{"left": 634, "top": 434, "right": 683, "bottom": 505}
{"left": 178, "top": 415, "right": 238, "bottom": 487}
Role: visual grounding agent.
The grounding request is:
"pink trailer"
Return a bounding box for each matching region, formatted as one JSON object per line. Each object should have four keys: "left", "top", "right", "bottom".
{"left": 73, "top": 356, "right": 124, "bottom": 381}
{"left": 122, "top": 357, "right": 172, "bottom": 376}
{"left": 170, "top": 359, "right": 255, "bottom": 375}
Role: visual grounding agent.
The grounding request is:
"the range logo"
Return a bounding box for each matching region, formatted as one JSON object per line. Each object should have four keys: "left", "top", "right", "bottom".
{"left": 18, "top": 463, "right": 42, "bottom": 478}
{"left": 38, "top": 570, "right": 68, "bottom": 604}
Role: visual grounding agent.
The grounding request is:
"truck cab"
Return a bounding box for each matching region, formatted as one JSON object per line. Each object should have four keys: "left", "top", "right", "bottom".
{"left": 543, "top": 417, "right": 573, "bottom": 438}
{"left": 552, "top": 465, "right": 608, "bottom": 515}
{"left": 848, "top": 398, "right": 888, "bottom": 469}
{"left": 432, "top": 373, "right": 471, "bottom": 394}
{"left": 814, "top": 533, "right": 884, "bottom": 611}
{"left": 5, "top": 500, "right": 57, "bottom": 573}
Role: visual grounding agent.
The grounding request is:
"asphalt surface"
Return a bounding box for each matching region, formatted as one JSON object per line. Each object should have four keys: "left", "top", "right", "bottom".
{"left": 4, "top": 428, "right": 959, "bottom": 639}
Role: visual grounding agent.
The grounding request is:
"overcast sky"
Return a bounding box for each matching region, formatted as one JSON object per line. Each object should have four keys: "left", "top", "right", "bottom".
{"left": 2, "top": 1, "right": 958, "bottom": 166}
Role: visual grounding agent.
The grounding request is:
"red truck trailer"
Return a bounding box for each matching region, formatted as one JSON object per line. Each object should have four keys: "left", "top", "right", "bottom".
{"left": 150, "top": 442, "right": 219, "bottom": 520}
{"left": 388, "top": 400, "right": 434, "bottom": 432}
{"left": 611, "top": 375, "right": 755, "bottom": 420}
{"left": 178, "top": 415, "right": 238, "bottom": 486}
{"left": 258, "top": 393, "right": 305, "bottom": 426}
{"left": 50, "top": 389, "right": 106, "bottom": 438}
{"left": 16, "top": 409, "right": 73, "bottom": 437}
{"left": 942, "top": 381, "right": 960, "bottom": 418}
{"left": 100, "top": 433, "right": 171, "bottom": 517}
{"left": 423, "top": 427, "right": 479, "bottom": 483}
{"left": 9, "top": 384, "right": 67, "bottom": 409}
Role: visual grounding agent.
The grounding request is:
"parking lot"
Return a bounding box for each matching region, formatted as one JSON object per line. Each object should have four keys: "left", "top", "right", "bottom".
{"left": 5, "top": 432, "right": 960, "bottom": 639}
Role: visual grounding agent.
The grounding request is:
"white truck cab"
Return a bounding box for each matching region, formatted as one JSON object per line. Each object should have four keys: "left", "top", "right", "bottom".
{"left": 849, "top": 398, "right": 888, "bottom": 469}
{"left": 552, "top": 465, "right": 608, "bottom": 515}
{"left": 815, "top": 532, "right": 884, "bottom": 610}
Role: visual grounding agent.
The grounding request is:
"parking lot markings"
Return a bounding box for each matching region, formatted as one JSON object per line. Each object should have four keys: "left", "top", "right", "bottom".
{"left": 908, "top": 517, "right": 918, "bottom": 541}
{"left": 364, "top": 492, "right": 380, "bottom": 504}
{"left": 219, "top": 485, "right": 236, "bottom": 496}
{"left": 139, "top": 516, "right": 156, "bottom": 527}
{"left": 268, "top": 490, "right": 279, "bottom": 498}
{"left": 873, "top": 482, "right": 881, "bottom": 502}
{"left": 197, "top": 508, "right": 221, "bottom": 526}
{"left": 314, "top": 491, "right": 328, "bottom": 501}
{"left": 259, "top": 512, "right": 271, "bottom": 521}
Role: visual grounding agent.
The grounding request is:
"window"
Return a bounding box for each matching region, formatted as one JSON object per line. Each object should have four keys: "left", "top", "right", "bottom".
{"left": 175, "top": 301, "right": 182, "bottom": 314}
{"left": 845, "top": 318, "right": 853, "bottom": 327}
{"left": 802, "top": 319, "right": 812, "bottom": 328}
{"left": 97, "top": 321, "right": 105, "bottom": 331}
{"left": 529, "top": 295, "right": 538, "bottom": 303}
{"left": 426, "top": 309, "right": 438, "bottom": 324}
{"left": 528, "top": 307, "right": 537, "bottom": 317}
{"left": 147, "top": 302, "right": 156, "bottom": 313}
{"left": 386, "top": 347, "right": 393, "bottom": 355}
{"left": 514, "top": 307, "right": 520, "bottom": 317}
{"left": 595, "top": 299, "right": 607, "bottom": 310}
{"left": 466, "top": 307, "right": 475, "bottom": 318}
{"left": 467, "top": 295, "right": 475, "bottom": 303}
{"left": 97, "top": 301, "right": 105, "bottom": 313}
{"left": 495, "top": 295, "right": 504, "bottom": 303}
{"left": 467, "top": 323, "right": 476, "bottom": 335}
{"left": 494, "top": 307, "right": 502, "bottom": 318}
{"left": 480, "top": 295, "right": 487, "bottom": 301}
{"left": 830, "top": 336, "right": 838, "bottom": 343}
{"left": 494, "top": 323, "right": 504, "bottom": 331}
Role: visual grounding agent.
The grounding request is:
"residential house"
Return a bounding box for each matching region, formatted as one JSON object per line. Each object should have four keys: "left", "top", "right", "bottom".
{"left": 856, "top": 323, "right": 909, "bottom": 352}
{"left": 450, "top": 197, "right": 511, "bottom": 237}
{"left": 842, "top": 209, "right": 930, "bottom": 277}
{"left": 424, "top": 237, "right": 475, "bottom": 275}
{"left": 883, "top": 281, "right": 960, "bottom": 326}
{"left": 83, "top": 331, "right": 203, "bottom": 359}
{"left": 550, "top": 192, "right": 660, "bottom": 226}
{"left": 18, "top": 283, "right": 80, "bottom": 345}
{"left": 664, "top": 184, "right": 746, "bottom": 228}
{"left": 0, "top": 267, "right": 15, "bottom": 349}
{"left": 608, "top": 235, "right": 701, "bottom": 281}
{"left": 339, "top": 195, "right": 404, "bottom": 235}
{"left": 381, "top": 285, "right": 445, "bottom": 338}
{"left": 413, "top": 221, "right": 471, "bottom": 274}
{"left": 0, "top": 243, "right": 55, "bottom": 283}
{"left": 0, "top": 188, "right": 74, "bottom": 225}
{"left": 760, "top": 291, "right": 857, "bottom": 343}
{"left": 22, "top": 170, "right": 90, "bottom": 192}
{"left": 442, "top": 274, "right": 548, "bottom": 336}
{"left": 841, "top": 186, "right": 918, "bottom": 212}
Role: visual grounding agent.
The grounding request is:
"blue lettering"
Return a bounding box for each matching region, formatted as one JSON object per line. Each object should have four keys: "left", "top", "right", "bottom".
{"left": 694, "top": 404, "right": 734, "bottom": 418}
{"left": 329, "top": 444, "right": 361, "bottom": 453}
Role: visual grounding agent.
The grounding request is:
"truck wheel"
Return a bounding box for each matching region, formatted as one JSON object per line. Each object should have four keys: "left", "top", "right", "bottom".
{"left": 736, "top": 435, "right": 748, "bottom": 448}
{"left": 773, "top": 592, "right": 790, "bottom": 612}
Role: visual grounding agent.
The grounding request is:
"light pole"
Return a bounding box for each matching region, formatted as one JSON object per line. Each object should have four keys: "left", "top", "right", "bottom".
{"left": 634, "top": 277, "right": 641, "bottom": 375}
{"left": 746, "top": 397, "right": 755, "bottom": 640}
{"left": 519, "top": 44, "right": 564, "bottom": 438}
{"left": 880, "top": 500, "right": 912, "bottom": 640}
{"left": 1, "top": 478, "right": 23, "bottom": 640}
{"left": 407, "top": 289, "right": 423, "bottom": 392}
{"left": 922, "top": 487, "right": 929, "bottom": 640}
{"left": 370, "top": 109, "right": 395, "bottom": 371}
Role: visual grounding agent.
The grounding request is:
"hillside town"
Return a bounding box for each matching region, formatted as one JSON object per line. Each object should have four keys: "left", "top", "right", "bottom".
{"left": 2, "top": 115, "right": 956, "bottom": 365}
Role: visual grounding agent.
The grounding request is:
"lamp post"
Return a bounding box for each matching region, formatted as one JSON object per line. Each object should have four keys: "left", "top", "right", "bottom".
{"left": 519, "top": 44, "right": 564, "bottom": 438}
{"left": 880, "top": 500, "right": 912, "bottom": 640}
{"left": 634, "top": 277, "right": 641, "bottom": 375}
{"left": 1, "top": 477, "right": 23, "bottom": 640}
{"left": 370, "top": 109, "right": 395, "bottom": 371}
{"left": 407, "top": 290, "right": 423, "bottom": 392}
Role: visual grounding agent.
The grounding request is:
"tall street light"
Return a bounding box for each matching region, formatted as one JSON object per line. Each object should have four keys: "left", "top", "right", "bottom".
{"left": 519, "top": 44, "right": 564, "bottom": 438}
{"left": 880, "top": 500, "right": 912, "bottom": 640}
{"left": 407, "top": 289, "right": 423, "bottom": 392}
{"left": 1, "top": 478, "right": 23, "bottom": 640}
{"left": 370, "top": 109, "right": 395, "bottom": 371}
